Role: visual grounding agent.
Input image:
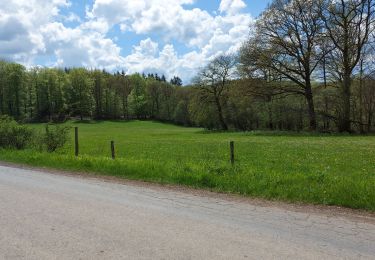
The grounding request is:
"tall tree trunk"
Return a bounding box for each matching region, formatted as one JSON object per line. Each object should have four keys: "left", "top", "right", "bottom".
{"left": 125, "top": 97, "right": 128, "bottom": 119}
{"left": 155, "top": 97, "right": 160, "bottom": 119}
{"left": 215, "top": 96, "right": 227, "bottom": 130}
{"left": 323, "top": 56, "right": 330, "bottom": 130}
{"left": 268, "top": 99, "right": 273, "bottom": 130}
{"left": 305, "top": 83, "right": 317, "bottom": 131}
{"left": 368, "top": 96, "right": 373, "bottom": 132}
{"left": 359, "top": 60, "right": 364, "bottom": 133}
{"left": 15, "top": 85, "right": 20, "bottom": 119}
{"left": 95, "top": 88, "right": 102, "bottom": 119}
{"left": 339, "top": 74, "right": 351, "bottom": 132}
{"left": 122, "top": 94, "right": 127, "bottom": 120}
{"left": 0, "top": 89, "right": 3, "bottom": 115}
{"left": 368, "top": 110, "right": 373, "bottom": 133}
{"left": 79, "top": 85, "right": 83, "bottom": 121}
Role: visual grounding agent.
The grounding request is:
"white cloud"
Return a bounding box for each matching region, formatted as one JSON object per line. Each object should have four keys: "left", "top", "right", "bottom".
{"left": 40, "top": 22, "right": 124, "bottom": 70}
{"left": 0, "top": 0, "right": 253, "bottom": 83}
{"left": 63, "top": 12, "right": 82, "bottom": 23}
{"left": 0, "top": 0, "right": 69, "bottom": 63}
{"left": 219, "top": 0, "right": 247, "bottom": 14}
{"left": 0, "top": 0, "right": 123, "bottom": 70}
{"left": 87, "top": 0, "right": 251, "bottom": 49}
{"left": 124, "top": 39, "right": 174, "bottom": 75}
{"left": 123, "top": 38, "right": 205, "bottom": 82}
{"left": 86, "top": 0, "right": 253, "bottom": 82}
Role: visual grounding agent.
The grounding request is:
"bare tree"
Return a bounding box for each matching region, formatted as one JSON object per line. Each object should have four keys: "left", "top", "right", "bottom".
{"left": 240, "top": 0, "right": 327, "bottom": 130}
{"left": 358, "top": 42, "right": 375, "bottom": 132}
{"left": 195, "top": 55, "right": 237, "bottom": 130}
{"left": 363, "top": 73, "right": 375, "bottom": 131}
{"left": 118, "top": 74, "right": 132, "bottom": 120}
{"left": 321, "top": 0, "right": 375, "bottom": 132}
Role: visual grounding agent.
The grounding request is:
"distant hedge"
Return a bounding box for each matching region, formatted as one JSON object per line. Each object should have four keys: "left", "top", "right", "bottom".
{"left": 0, "top": 116, "right": 70, "bottom": 152}
{"left": 0, "top": 116, "right": 34, "bottom": 149}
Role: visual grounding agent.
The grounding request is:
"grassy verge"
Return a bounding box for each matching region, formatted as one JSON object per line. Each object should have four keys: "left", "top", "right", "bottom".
{"left": 0, "top": 120, "right": 374, "bottom": 211}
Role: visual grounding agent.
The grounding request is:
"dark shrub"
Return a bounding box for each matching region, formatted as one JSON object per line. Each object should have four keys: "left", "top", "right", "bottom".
{"left": 42, "top": 124, "right": 70, "bottom": 152}
{"left": 0, "top": 116, "right": 34, "bottom": 149}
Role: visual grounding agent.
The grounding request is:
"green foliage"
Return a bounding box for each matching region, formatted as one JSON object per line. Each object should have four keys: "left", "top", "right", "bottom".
{"left": 174, "top": 100, "right": 190, "bottom": 125}
{"left": 170, "top": 76, "right": 182, "bottom": 86}
{"left": 0, "top": 57, "right": 374, "bottom": 132}
{"left": 41, "top": 124, "right": 71, "bottom": 152}
{"left": 128, "top": 74, "right": 148, "bottom": 118}
{"left": 189, "top": 91, "right": 220, "bottom": 129}
{"left": 0, "top": 116, "right": 69, "bottom": 152}
{"left": 34, "top": 68, "right": 67, "bottom": 121}
{"left": 0, "top": 116, "right": 34, "bottom": 149}
{"left": 66, "top": 68, "right": 94, "bottom": 120}
{"left": 0, "top": 62, "right": 26, "bottom": 120}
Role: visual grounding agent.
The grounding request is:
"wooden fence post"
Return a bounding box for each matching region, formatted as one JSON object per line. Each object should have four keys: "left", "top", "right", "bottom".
{"left": 111, "top": 141, "right": 115, "bottom": 160}
{"left": 74, "top": 127, "right": 79, "bottom": 157}
{"left": 230, "top": 141, "right": 234, "bottom": 166}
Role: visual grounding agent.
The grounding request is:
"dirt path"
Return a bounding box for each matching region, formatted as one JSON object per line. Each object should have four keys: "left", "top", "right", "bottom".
{"left": 0, "top": 165, "right": 374, "bottom": 259}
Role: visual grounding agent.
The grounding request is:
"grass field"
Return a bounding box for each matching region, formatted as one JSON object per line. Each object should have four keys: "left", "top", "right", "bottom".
{"left": 1, "top": 120, "right": 374, "bottom": 211}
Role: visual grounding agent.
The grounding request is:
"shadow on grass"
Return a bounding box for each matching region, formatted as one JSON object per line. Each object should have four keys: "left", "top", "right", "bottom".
{"left": 197, "top": 129, "right": 375, "bottom": 137}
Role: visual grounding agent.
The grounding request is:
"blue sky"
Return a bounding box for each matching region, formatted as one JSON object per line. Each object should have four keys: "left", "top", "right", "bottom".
{"left": 0, "top": 0, "right": 271, "bottom": 83}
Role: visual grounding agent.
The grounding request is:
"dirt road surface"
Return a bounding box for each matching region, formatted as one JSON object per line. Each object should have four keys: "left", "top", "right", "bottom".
{"left": 0, "top": 165, "right": 374, "bottom": 259}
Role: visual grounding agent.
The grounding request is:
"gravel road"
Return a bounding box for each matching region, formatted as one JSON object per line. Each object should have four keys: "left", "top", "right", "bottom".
{"left": 0, "top": 165, "right": 374, "bottom": 259}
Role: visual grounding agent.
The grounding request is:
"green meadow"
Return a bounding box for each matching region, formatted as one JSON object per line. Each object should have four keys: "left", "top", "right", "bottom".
{"left": 1, "top": 120, "right": 374, "bottom": 211}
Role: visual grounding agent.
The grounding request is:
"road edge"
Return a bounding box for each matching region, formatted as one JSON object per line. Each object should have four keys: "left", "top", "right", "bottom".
{"left": 1, "top": 160, "right": 374, "bottom": 223}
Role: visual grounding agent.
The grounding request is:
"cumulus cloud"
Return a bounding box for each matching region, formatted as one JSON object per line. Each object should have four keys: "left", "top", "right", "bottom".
{"left": 0, "top": 0, "right": 70, "bottom": 63}
{"left": 63, "top": 12, "right": 82, "bottom": 23}
{"left": 87, "top": 0, "right": 251, "bottom": 49}
{"left": 0, "top": 0, "right": 123, "bottom": 69}
{"left": 123, "top": 38, "right": 205, "bottom": 81}
{"left": 219, "top": 0, "right": 247, "bottom": 14}
{"left": 0, "top": 0, "right": 253, "bottom": 83}
{"left": 40, "top": 23, "right": 124, "bottom": 69}
{"left": 85, "top": 0, "right": 253, "bottom": 81}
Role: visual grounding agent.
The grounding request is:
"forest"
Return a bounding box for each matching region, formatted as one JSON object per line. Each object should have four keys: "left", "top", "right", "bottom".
{"left": 1, "top": 0, "right": 375, "bottom": 133}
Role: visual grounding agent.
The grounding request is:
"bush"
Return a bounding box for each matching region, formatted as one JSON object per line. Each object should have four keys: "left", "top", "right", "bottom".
{"left": 0, "top": 116, "right": 34, "bottom": 149}
{"left": 42, "top": 124, "right": 70, "bottom": 152}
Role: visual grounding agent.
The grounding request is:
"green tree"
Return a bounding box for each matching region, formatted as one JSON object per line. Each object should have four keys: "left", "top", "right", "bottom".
{"left": 241, "top": 0, "right": 326, "bottom": 130}
{"left": 91, "top": 70, "right": 104, "bottom": 119}
{"left": 170, "top": 76, "right": 182, "bottom": 86}
{"left": 128, "top": 74, "right": 148, "bottom": 119}
{"left": 4, "top": 63, "right": 26, "bottom": 119}
{"left": 67, "top": 68, "right": 94, "bottom": 120}
{"left": 320, "top": 0, "right": 375, "bottom": 132}
{"left": 194, "top": 55, "right": 236, "bottom": 130}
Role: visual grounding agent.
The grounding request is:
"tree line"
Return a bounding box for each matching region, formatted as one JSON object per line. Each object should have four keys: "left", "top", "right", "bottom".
{"left": 1, "top": 0, "right": 375, "bottom": 133}
{"left": 0, "top": 62, "right": 184, "bottom": 123}
{"left": 239, "top": 0, "right": 375, "bottom": 133}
